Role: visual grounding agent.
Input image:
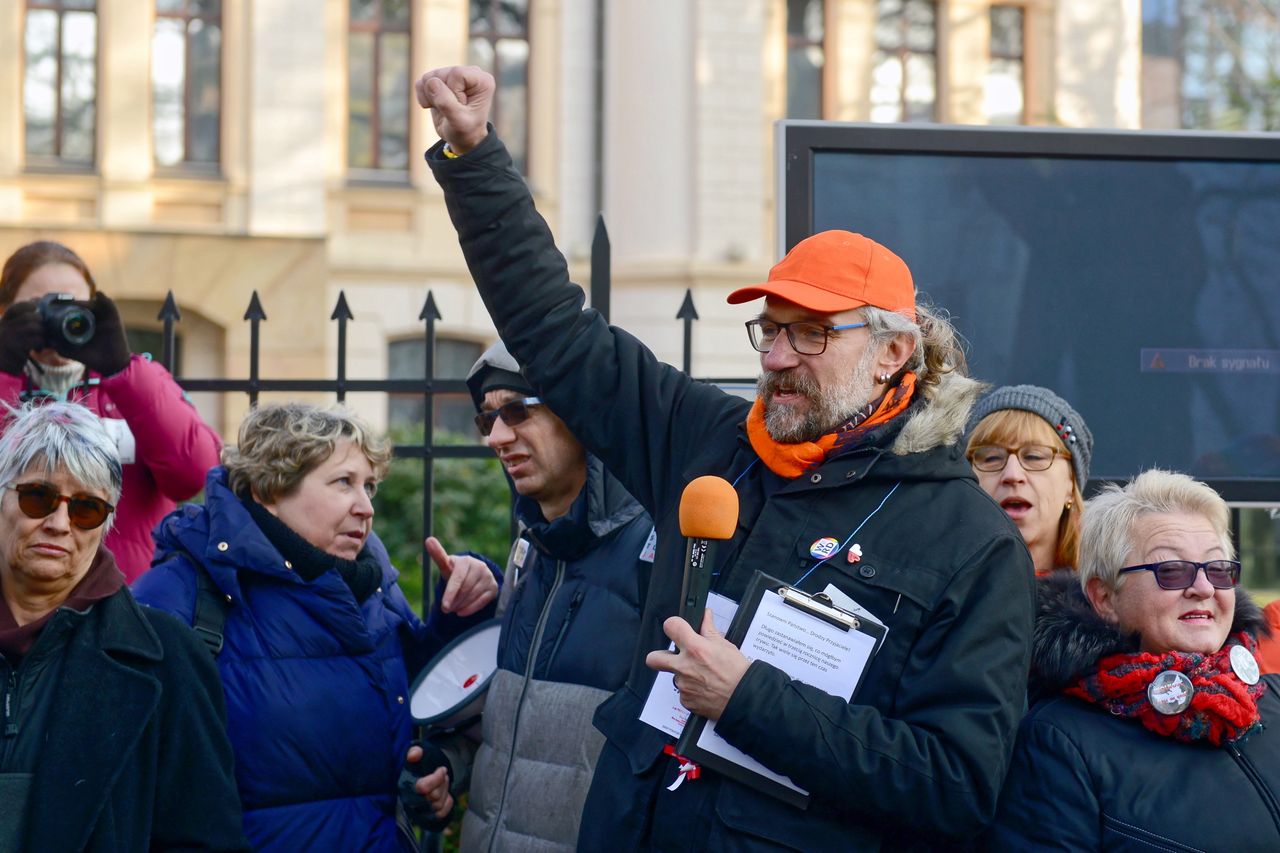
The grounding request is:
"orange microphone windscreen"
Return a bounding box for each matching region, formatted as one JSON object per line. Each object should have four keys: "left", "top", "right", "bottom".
{"left": 678, "top": 475, "right": 739, "bottom": 540}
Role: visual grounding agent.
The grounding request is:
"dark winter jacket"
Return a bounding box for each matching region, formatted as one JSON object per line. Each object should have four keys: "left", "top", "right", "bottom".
{"left": 0, "top": 583, "right": 246, "bottom": 851}
{"left": 991, "top": 572, "right": 1280, "bottom": 850}
{"left": 455, "top": 455, "right": 651, "bottom": 852}
{"left": 133, "top": 467, "right": 491, "bottom": 852}
{"left": 427, "top": 131, "right": 1035, "bottom": 851}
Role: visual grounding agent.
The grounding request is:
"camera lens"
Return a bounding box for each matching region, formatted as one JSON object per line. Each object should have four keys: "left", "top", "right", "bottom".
{"left": 61, "top": 310, "right": 94, "bottom": 346}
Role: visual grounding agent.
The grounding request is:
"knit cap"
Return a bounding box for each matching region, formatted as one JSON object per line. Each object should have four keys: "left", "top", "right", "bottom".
{"left": 968, "top": 384, "right": 1093, "bottom": 486}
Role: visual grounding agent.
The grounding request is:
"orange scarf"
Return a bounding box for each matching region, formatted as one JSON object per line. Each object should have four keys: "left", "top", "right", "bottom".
{"left": 746, "top": 372, "right": 917, "bottom": 478}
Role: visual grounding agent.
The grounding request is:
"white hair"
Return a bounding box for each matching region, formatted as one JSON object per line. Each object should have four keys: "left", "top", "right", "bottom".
{"left": 1078, "top": 469, "right": 1233, "bottom": 592}
{"left": 0, "top": 402, "right": 123, "bottom": 531}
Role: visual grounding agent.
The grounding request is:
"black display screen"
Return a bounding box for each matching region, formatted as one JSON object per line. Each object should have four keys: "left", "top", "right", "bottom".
{"left": 783, "top": 123, "right": 1280, "bottom": 497}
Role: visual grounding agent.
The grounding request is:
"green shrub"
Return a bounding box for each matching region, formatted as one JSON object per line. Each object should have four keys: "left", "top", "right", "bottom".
{"left": 373, "top": 428, "right": 512, "bottom": 616}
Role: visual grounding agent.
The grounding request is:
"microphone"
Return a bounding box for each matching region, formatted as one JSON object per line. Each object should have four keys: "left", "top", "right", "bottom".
{"left": 677, "top": 475, "right": 739, "bottom": 627}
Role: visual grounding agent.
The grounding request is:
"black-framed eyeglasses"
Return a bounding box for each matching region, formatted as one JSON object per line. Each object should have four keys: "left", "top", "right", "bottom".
{"left": 745, "top": 319, "right": 868, "bottom": 355}
{"left": 474, "top": 397, "right": 543, "bottom": 437}
{"left": 1118, "top": 559, "right": 1241, "bottom": 590}
{"left": 968, "top": 444, "right": 1068, "bottom": 473}
{"left": 4, "top": 482, "right": 115, "bottom": 530}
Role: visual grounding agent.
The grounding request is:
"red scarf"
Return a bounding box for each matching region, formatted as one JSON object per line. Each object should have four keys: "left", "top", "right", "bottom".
{"left": 1066, "top": 632, "right": 1266, "bottom": 746}
{"left": 746, "top": 372, "right": 917, "bottom": 479}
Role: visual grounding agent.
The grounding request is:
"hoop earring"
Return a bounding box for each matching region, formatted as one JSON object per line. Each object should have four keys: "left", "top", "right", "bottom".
{"left": 1065, "top": 499, "right": 1074, "bottom": 510}
{"left": 877, "top": 372, "right": 891, "bottom": 383}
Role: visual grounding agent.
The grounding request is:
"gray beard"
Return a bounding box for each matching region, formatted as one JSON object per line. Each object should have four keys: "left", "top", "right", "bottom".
{"left": 758, "top": 347, "right": 879, "bottom": 443}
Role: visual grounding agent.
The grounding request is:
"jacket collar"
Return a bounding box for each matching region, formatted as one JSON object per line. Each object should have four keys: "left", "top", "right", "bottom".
{"left": 733, "top": 371, "right": 985, "bottom": 485}
{"left": 1031, "top": 570, "right": 1269, "bottom": 698}
{"left": 516, "top": 455, "right": 645, "bottom": 561}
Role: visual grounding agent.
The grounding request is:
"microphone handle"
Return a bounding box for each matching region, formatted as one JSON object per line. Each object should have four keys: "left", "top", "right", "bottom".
{"left": 679, "top": 537, "right": 714, "bottom": 628}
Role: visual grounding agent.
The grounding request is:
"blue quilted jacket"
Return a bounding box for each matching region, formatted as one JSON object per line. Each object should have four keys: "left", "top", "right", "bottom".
{"left": 133, "top": 467, "right": 490, "bottom": 852}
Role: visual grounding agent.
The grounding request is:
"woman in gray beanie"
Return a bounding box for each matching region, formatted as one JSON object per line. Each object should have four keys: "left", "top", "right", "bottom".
{"left": 965, "top": 385, "right": 1093, "bottom": 575}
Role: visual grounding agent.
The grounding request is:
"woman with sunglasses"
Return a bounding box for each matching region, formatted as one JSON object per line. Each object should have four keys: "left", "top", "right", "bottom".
{"left": 132, "top": 402, "right": 498, "bottom": 852}
{"left": 966, "top": 385, "right": 1093, "bottom": 575}
{"left": 0, "top": 402, "right": 246, "bottom": 850}
{"left": 991, "top": 470, "right": 1280, "bottom": 850}
{"left": 0, "top": 241, "right": 221, "bottom": 581}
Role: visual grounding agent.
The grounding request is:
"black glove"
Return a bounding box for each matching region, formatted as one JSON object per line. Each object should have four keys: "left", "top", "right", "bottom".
{"left": 398, "top": 739, "right": 454, "bottom": 832}
{"left": 54, "top": 293, "right": 132, "bottom": 377}
{"left": 0, "top": 301, "right": 44, "bottom": 376}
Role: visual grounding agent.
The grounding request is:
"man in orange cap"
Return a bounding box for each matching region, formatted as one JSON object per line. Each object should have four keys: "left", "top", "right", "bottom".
{"left": 417, "top": 65, "right": 1034, "bottom": 851}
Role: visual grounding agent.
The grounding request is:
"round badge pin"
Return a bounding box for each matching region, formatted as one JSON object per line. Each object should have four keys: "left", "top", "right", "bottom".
{"left": 1230, "top": 645, "right": 1261, "bottom": 686}
{"left": 809, "top": 537, "right": 839, "bottom": 559}
{"left": 1147, "top": 670, "right": 1194, "bottom": 715}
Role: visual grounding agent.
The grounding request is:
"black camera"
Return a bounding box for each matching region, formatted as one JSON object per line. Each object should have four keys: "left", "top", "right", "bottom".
{"left": 38, "top": 293, "right": 96, "bottom": 348}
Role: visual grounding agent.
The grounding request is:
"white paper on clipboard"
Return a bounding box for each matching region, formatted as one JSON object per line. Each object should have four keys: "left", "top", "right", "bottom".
{"left": 691, "top": 588, "right": 879, "bottom": 796}
{"left": 638, "top": 591, "right": 739, "bottom": 737}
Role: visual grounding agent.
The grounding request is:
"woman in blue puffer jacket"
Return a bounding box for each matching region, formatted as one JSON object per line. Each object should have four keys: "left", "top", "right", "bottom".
{"left": 133, "top": 403, "right": 498, "bottom": 851}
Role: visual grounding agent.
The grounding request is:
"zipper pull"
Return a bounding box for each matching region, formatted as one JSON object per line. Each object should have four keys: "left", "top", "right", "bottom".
{"left": 4, "top": 668, "right": 17, "bottom": 737}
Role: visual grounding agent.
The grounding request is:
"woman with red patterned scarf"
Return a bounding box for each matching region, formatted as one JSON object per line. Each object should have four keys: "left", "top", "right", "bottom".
{"left": 991, "top": 469, "right": 1280, "bottom": 850}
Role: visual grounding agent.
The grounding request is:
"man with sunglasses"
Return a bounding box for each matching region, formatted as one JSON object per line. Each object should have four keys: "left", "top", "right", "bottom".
{"left": 416, "top": 66, "right": 1034, "bottom": 850}
{"left": 412, "top": 341, "right": 652, "bottom": 851}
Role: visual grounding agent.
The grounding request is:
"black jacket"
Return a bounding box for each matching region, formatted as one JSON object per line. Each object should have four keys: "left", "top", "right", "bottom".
{"left": 4, "top": 586, "right": 247, "bottom": 851}
{"left": 991, "top": 572, "right": 1280, "bottom": 850}
{"left": 428, "top": 132, "right": 1035, "bottom": 851}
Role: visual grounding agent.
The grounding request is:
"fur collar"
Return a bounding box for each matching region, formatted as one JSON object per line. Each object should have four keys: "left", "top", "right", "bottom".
{"left": 889, "top": 371, "right": 986, "bottom": 456}
{"left": 1031, "top": 570, "right": 1271, "bottom": 699}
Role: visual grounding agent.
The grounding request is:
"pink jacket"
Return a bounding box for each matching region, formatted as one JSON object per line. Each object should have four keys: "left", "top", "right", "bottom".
{"left": 1, "top": 355, "right": 221, "bottom": 582}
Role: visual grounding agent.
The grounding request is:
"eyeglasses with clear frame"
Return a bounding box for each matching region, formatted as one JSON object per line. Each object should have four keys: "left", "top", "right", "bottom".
{"left": 474, "top": 397, "right": 543, "bottom": 437}
{"left": 968, "top": 444, "right": 1069, "bottom": 473}
{"left": 744, "top": 319, "right": 868, "bottom": 356}
{"left": 1118, "top": 559, "right": 1241, "bottom": 590}
{"left": 4, "top": 481, "right": 116, "bottom": 530}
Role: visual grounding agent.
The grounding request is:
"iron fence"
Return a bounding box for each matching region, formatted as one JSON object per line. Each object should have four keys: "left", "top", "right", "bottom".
{"left": 159, "top": 222, "right": 753, "bottom": 612}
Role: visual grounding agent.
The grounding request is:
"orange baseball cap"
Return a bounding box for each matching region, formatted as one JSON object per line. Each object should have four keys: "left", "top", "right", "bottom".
{"left": 727, "top": 230, "right": 917, "bottom": 320}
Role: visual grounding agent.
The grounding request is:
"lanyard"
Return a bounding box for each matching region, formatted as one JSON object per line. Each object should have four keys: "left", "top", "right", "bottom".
{"left": 710, "top": 454, "right": 902, "bottom": 589}
{"left": 794, "top": 481, "right": 901, "bottom": 587}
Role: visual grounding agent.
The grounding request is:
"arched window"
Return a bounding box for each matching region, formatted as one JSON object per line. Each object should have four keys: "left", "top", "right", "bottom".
{"left": 387, "top": 337, "right": 485, "bottom": 436}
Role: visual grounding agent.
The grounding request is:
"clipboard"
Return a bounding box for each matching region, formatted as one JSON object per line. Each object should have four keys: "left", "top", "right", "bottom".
{"left": 674, "top": 570, "right": 886, "bottom": 809}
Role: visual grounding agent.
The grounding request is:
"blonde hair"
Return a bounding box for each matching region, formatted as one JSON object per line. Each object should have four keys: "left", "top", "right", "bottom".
{"left": 1079, "top": 469, "right": 1233, "bottom": 592}
{"left": 967, "top": 408, "right": 1083, "bottom": 570}
{"left": 223, "top": 403, "right": 391, "bottom": 503}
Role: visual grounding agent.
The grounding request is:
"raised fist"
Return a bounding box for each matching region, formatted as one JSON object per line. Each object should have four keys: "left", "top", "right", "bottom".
{"left": 414, "top": 65, "right": 494, "bottom": 155}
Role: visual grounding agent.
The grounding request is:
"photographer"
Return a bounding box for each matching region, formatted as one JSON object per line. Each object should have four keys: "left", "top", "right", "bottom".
{"left": 0, "top": 241, "right": 220, "bottom": 581}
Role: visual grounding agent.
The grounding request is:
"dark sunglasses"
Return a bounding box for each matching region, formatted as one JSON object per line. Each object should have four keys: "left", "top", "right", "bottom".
{"left": 474, "top": 397, "right": 543, "bottom": 437}
{"left": 6, "top": 482, "right": 115, "bottom": 530}
{"left": 1118, "top": 559, "right": 1241, "bottom": 590}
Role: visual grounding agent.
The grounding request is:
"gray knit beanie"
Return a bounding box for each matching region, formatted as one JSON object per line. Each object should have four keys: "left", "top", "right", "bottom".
{"left": 967, "top": 384, "right": 1093, "bottom": 486}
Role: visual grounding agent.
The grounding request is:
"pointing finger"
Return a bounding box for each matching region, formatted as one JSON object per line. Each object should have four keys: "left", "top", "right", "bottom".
{"left": 425, "top": 536, "right": 453, "bottom": 576}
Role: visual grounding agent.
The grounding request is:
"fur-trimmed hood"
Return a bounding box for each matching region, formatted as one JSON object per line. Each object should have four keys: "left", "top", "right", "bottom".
{"left": 1031, "top": 570, "right": 1271, "bottom": 700}
{"left": 889, "top": 371, "right": 986, "bottom": 456}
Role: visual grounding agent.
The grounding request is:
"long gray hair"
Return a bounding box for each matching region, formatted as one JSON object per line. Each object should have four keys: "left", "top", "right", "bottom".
{"left": 0, "top": 402, "right": 123, "bottom": 531}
